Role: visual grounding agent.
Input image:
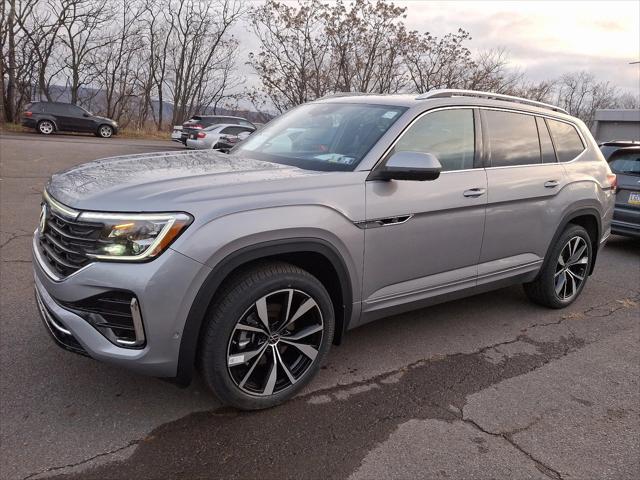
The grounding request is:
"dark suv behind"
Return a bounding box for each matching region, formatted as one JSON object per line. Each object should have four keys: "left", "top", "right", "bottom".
{"left": 21, "top": 102, "right": 118, "bottom": 138}
{"left": 180, "top": 115, "right": 256, "bottom": 144}
{"left": 600, "top": 141, "right": 640, "bottom": 237}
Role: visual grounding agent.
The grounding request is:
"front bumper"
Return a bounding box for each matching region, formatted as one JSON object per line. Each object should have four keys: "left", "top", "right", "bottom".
{"left": 32, "top": 234, "right": 211, "bottom": 377}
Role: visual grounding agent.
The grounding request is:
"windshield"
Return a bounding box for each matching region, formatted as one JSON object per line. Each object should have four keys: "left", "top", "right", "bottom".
{"left": 609, "top": 151, "right": 640, "bottom": 176}
{"left": 231, "top": 103, "right": 408, "bottom": 171}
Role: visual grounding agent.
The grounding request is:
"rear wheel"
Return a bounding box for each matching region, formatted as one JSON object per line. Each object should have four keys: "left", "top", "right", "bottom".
{"left": 524, "top": 224, "right": 592, "bottom": 308}
{"left": 38, "top": 120, "right": 54, "bottom": 135}
{"left": 97, "top": 125, "right": 113, "bottom": 138}
{"left": 199, "top": 262, "right": 335, "bottom": 410}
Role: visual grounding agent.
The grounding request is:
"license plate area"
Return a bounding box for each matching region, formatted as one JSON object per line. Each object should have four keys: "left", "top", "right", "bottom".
{"left": 629, "top": 192, "right": 640, "bottom": 205}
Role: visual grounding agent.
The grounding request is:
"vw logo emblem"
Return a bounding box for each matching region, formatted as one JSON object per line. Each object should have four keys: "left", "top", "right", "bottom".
{"left": 39, "top": 204, "right": 48, "bottom": 236}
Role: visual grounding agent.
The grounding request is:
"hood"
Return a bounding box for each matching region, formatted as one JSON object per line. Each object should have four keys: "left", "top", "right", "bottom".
{"left": 92, "top": 115, "right": 116, "bottom": 124}
{"left": 46, "top": 150, "right": 322, "bottom": 212}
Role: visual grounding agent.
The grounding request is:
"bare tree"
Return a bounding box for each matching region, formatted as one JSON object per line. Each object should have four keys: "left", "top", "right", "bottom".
{"left": 554, "top": 71, "right": 619, "bottom": 127}
{"left": 248, "top": 0, "right": 330, "bottom": 113}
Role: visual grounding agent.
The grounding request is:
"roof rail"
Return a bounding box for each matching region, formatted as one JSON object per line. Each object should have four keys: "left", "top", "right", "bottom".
{"left": 416, "top": 89, "right": 568, "bottom": 114}
{"left": 318, "top": 92, "right": 370, "bottom": 99}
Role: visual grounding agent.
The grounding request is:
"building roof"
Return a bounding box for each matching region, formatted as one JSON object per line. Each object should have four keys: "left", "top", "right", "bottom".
{"left": 594, "top": 109, "right": 640, "bottom": 122}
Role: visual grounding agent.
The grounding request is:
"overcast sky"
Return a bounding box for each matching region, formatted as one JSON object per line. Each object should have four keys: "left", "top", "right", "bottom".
{"left": 237, "top": 0, "right": 640, "bottom": 92}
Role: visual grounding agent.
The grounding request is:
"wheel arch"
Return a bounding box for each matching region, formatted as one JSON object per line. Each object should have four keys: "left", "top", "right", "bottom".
{"left": 545, "top": 207, "right": 602, "bottom": 276}
{"left": 175, "top": 238, "right": 353, "bottom": 385}
{"left": 37, "top": 117, "right": 58, "bottom": 131}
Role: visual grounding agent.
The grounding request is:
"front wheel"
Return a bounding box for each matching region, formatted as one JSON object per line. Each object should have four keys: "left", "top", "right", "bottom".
{"left": 524, "top": 224, "right": 593, "bottom": 308}
{"left": 199, "top": 262, "right": 335, "bottom": 410}
{"left": 97, "top": 125, "right": 113, "bottom": 138}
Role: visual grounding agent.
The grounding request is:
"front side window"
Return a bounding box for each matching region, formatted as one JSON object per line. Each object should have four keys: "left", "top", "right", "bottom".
{"left": 389, "top": 109, "right": 475, "bottom": 171}
{"left": 234, "top": 103, "right": 407, "bottom": 171}
{"left": 485, "top": 110, "right": 541, "bottom": 167}
{"left": 547, "top": 119, "right": 585, "bottom": 162}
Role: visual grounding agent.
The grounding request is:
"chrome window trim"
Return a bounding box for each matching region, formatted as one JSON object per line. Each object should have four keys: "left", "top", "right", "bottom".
{"left": 370, "top": 105, "right": 478, "bottom": 174}
{"left": 370, "top": 104, "right": 587, "bottom": 174}
{"left": 479, "top": 106, "right": 587, "bottom": 168}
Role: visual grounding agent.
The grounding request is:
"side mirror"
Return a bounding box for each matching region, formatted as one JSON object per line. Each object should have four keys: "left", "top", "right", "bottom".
{"left": 371, "top": 151, "right": 442, "bottom": 181}
{"left": 83, "top": 113, "right": 90, "bottom": 117}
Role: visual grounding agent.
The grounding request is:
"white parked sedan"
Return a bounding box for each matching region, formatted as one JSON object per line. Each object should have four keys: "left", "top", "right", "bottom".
{"left": 186, "top": 124, "right": 255, "bottom": 150}
{"left": 171, "top": 125, "right": 183, "bottom": 143}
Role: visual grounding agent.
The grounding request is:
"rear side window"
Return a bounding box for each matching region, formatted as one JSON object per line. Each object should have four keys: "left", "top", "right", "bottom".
{"left": 391, "top": 109, "right": 475, "bottom": 172}
{"left": 547, "top": 119, "right": 585, "bottom": 162}
{"left": 536, "top": 117, "right": 557, "bottom": 163}
{"left": 485, "top": 110, "right": 540, "bottom": 166}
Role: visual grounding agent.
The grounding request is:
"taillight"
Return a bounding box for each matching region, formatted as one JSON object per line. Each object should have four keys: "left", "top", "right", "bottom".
{"left": 196, "top": 132, "right": 206, "bottom": 138}
{"left": 24, "top": 111, "right": 33, "bottom": 117}
{"left": 606, "top": 173, "right": 617, "bottom": 193}
{"left": 193, "top": 124, "right": 203, "bottom": 129}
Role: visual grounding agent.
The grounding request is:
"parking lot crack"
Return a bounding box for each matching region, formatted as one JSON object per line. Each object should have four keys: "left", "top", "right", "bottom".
{"left": 459, "top": 415, "right": 564, "bottom": 480}
{"left": 21, "top": 439, "right": 141, "bottom": 480}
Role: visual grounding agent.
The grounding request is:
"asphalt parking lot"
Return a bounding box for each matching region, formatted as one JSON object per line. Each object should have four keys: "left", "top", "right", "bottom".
{"left": 1, "top": 131, "right": 639, "bottom": 480}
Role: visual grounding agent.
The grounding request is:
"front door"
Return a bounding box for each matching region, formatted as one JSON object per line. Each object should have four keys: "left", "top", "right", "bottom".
{"left": 362, "top": 107, "right": 487, "bottom": 320}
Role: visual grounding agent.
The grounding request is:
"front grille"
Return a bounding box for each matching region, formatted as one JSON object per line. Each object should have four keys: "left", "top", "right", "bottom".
{"left": 60, "top": 291, "right": 146, "bottom": 348}
{"left": 38, "top": 206, "right": 103, "bottom": 277}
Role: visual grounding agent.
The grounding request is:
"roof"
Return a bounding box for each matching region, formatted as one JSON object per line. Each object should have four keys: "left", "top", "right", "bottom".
{"left": 594, "top": 109, "right": 640, "bottom": 122}
{"left": 313, "top": 89, "right": 572, "bottom": 118}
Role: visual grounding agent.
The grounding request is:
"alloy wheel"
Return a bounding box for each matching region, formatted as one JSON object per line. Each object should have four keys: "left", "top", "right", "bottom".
{"left": 99, "top": 126, "right": 113, "bottom": 138}
{"left": 226, "top": 289, "right": 324, "bottom": 396}
{"left": 554, "top": 235, "right": 589, "bottom": 300}
{"left": 39, "top": 121, "right": 53, "bottom": 134}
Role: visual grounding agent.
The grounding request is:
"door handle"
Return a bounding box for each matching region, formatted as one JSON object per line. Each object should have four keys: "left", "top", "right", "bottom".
{"left": 463, "top": 188, "right": 486, "bottom": 198}
{"left": 544, "top": 180, "right": 560, "bottom": 188}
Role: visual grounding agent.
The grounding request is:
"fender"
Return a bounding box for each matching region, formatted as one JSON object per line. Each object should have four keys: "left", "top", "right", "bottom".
{"left": 541, "top": 206, "right": 602, "bottom": 277}
{"left": 174, "top": 237, "right": 353, "bottom": 385}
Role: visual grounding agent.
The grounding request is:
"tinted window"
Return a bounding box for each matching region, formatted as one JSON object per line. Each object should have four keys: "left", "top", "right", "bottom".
{"left": 547, "top": 119, "right": 585, "bottom": 162}
{"left": 235, "top": 103, "right": 407, "bottom": 171}
{"left": 390, "top": 109, "right": 475, "bottom": 171}
{"left": 221, "top": 126, "right": 244, "bottom": 135}
{"left": 485, "top": 110, "right": 540, "bottom": 167}
{"left": 239, "top": 120, "right": 255, "bottom": 128}
{"left": 608, "top": 151, "right": 640, "bottom": 175}
{"left": 46, "top": 103, "right": 66, "bottom": 114}
{"left": 67, "top": 105, "right": 85, "bottom": 116}
{"left": 536, "top": 117, "right": 557, "bottom": 163}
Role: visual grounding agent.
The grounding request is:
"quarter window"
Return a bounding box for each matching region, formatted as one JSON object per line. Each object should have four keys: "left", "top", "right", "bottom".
{"left": 390, "top": 109, "right": 475, "bottom": 171}
{"left": 547, "top": 119, "right": 585, "bottom": 162}
{"left": 485, "top": 110, "right": 541, "bottom": 167}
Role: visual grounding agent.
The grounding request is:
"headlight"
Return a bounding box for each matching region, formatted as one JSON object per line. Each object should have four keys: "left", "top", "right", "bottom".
{"left": 79, "top": 212, "right": 192, "bottom": 261}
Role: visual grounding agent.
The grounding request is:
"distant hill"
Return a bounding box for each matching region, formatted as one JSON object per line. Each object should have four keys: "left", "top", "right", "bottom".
{"left": 41, "top": 85, "right": 274, "bottom": 125}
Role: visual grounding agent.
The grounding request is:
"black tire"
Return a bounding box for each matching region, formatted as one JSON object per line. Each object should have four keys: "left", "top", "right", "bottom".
{"left": 199, "top": 261, "right": 335, "bottom": 410}
{"left": 96, "top": 124, "right": 113, "bottom": 138}
{"left": 37, "top": 120, "right": 55, "bottom": 135}
{"left": 523, "top": 224, "right": 593, "bottom": 308}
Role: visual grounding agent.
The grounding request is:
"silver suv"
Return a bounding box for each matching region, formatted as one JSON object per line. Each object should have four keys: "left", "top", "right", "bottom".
{"left": 33, "top": 90, "right": 616, "bottom": 409}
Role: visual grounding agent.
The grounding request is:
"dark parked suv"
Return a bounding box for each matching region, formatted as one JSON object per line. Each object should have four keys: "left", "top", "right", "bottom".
{"left": 180, "top": 115, "right": 256, "bottom": 144}
{"left": 21, "top": 102, "right": 118, "bottom": 138}
{"left": 599, "top": 141, "right": 640, "bottom": 237}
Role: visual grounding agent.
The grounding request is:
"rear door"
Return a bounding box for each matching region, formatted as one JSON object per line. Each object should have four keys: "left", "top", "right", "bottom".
{"left": 478, "top": 109, "right": 568, "bottom": 280}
